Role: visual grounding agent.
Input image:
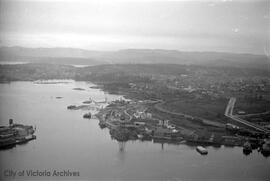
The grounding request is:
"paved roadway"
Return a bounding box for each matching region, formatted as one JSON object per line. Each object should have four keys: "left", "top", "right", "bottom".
{"left": 124, "top": 109, "right": 133, "bottom": 121}
{"left": 224, "top": 97, "right": 270, "bottom": 134}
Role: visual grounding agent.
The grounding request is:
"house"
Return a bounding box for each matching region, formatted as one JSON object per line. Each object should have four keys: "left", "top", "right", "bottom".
{"left": 146, "top": 113, "right": 152, "bottom": 119}
{"left": 153, "top": 127, "right": 172, "bottom": 138}
{"left": 134, "top": 122, "right": 146, "bottom": 126}
{"left": 158, "top": 120, "right": 169, "bottom": 127}
{"left": 134, "top": 111, "right": 148, "bottom": 119}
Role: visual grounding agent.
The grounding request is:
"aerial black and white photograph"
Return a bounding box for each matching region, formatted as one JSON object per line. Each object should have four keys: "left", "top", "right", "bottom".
{"left": 0, "top": 0, "right": 270, "bottom": 181}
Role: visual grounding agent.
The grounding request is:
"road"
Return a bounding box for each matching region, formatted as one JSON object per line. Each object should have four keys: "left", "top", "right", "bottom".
{"left": 124, "top": 109, "right": 133, "bottom": 121}
{"left": 239, "top": 111, "right": 270, "bottom": 118}
{"left": 224, "top": 97, "right": 270, "bottom": 134}
{"left": 224, "top": 97, "right": 236, "bottom": 116}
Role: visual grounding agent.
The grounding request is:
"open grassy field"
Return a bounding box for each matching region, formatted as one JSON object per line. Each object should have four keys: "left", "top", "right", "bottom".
{"left": 234, "top": 98, "right": 270, "bottom": 114}
{"left": 161, "top": 99, "right": 228, "bottom": 123}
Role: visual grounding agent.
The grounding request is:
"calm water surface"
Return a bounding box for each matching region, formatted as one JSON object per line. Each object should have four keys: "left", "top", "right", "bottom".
{"left": 0, "top": 81, "right": 269, "bottom": 181}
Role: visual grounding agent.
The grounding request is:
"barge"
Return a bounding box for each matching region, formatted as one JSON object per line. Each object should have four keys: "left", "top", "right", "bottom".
{"left": 196, "top": 146, "right": 208, "bottom": 155}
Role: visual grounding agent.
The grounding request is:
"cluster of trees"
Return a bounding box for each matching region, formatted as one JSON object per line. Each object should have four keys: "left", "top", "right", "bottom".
{"left": 0, "top": 63, "right": 269, "bottom": 82}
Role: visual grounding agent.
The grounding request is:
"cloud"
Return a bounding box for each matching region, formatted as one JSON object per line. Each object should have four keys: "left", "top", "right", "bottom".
{"left": 0, "top": 0, "right": 268, "bottom": 54}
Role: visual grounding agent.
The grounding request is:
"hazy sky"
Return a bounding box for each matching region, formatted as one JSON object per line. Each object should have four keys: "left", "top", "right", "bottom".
{"left": 0, "top": 0, "right": 269, "bottom": 54}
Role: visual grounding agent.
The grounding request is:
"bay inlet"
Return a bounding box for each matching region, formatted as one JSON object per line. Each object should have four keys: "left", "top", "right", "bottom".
{"left": 0, "top": 81, "right": 269, "bottom": 181}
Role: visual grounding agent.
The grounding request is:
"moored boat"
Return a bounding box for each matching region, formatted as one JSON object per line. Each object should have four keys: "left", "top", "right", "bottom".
{"left": 243, "top": 141, "right": 252, "bottom": 155}
{"left": 83, "top": 112, "right": 92, "bottom": 119}
{"left": 261, "top": 139, "right": 270, "bottom": 156}
{"left": 196, "top": 146, "right": 208, "bottom": 155}
{"left": 137, "top": 134, "right": 144, "bottom": 139}
{"left": 67, "top": 105, "right": 76, "bottom": 109}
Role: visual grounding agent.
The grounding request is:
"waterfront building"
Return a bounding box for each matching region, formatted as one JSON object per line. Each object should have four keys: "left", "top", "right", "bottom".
{"left": 158, "top": 120, "right": 169, "bottom": 127}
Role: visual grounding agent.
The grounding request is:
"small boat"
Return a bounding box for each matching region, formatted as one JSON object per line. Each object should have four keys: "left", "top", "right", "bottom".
{"left": 261, "top": 139, "right": 270, "bottom": 156}
{"left": 243, "top": 141, "right": 252, "bottom": 152}
{"left": 137, "top": 134, "right": 144, "bottom": 139}
{"left": 83, "top": 100, "right": 92, "bottom": 104}
{"left": 83, "top": 112, "right": 92, "bottom": 119}
{"left": 67, "top": 105, "right": 76, "bottom": 109}
{"left": 99, "top": 122, "right": 106, "bottom": 129}
{"left": 196, "top": 146, "right": 208, "bottom": 155}
{"left": 73, "top": 88, "right": 85, "bottom": 91}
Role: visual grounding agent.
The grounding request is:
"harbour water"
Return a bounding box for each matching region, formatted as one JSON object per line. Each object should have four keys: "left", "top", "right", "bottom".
{"left": 0, "top": 81, "right": 269, "bottom": 181}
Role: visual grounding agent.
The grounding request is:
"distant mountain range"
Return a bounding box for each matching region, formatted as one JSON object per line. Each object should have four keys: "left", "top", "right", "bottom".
{"left": 0, "top": 46, "right": 269, "bottom": 69}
